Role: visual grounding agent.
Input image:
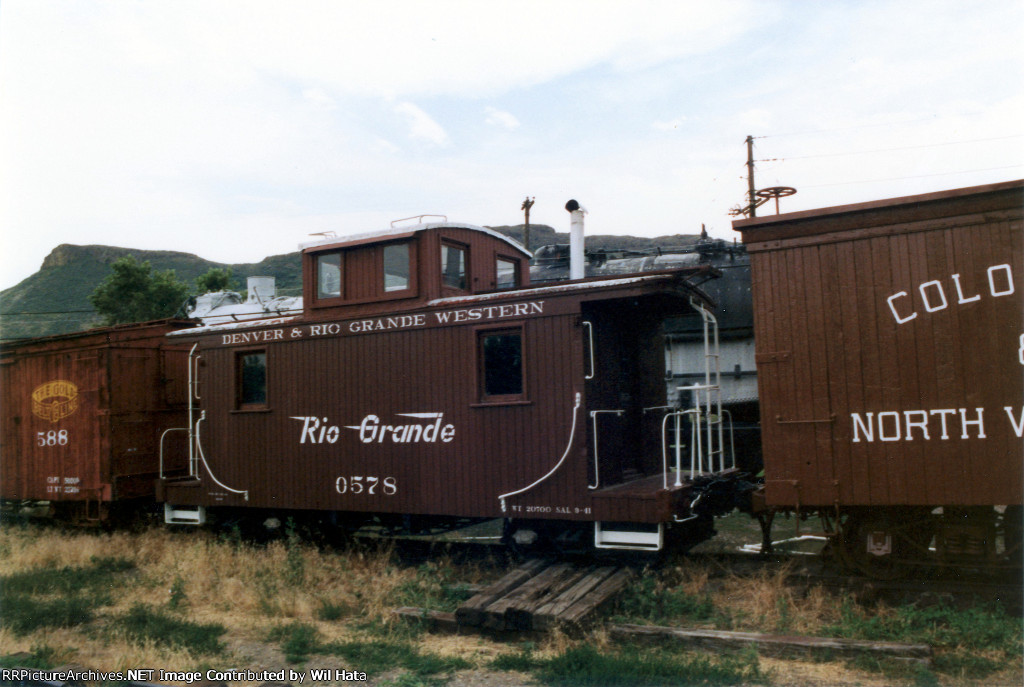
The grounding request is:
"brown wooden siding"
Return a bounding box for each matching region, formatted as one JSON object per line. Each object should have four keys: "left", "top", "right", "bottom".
{"left": 737, "top": 181, "right": 1024, "bottom": 508}
{"left": 192, "top": 310, "right": 588, "bottom": 518}
{"left": 0, "top": 322, "right": 192, "bottom": 504}
{"left": 164, "top": 270, "right": 712, "bottom": 524}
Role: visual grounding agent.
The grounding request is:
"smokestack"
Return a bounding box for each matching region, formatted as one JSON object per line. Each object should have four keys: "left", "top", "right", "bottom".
{"left": 565, "top": 199, "right": 586, "bottom": 280}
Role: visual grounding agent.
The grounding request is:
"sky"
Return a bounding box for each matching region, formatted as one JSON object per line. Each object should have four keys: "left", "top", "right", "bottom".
{"left": 1, "top": 0, "right": 1022, "bottom": 290}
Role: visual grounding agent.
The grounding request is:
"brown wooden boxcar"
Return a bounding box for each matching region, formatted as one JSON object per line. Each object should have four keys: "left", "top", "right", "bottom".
{"left": 158, "top": 222, "right": 738, "bottom": 551}
{"left": 735, "top": 180, "right": 1023, "bottom": 575}
{"left": 1, "top": 320, "right": 194, "bottom": 521}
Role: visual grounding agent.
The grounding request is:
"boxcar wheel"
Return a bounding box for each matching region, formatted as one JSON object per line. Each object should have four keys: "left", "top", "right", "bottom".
{"left": 838, "top": 512, "right": 898, "bottom": 579}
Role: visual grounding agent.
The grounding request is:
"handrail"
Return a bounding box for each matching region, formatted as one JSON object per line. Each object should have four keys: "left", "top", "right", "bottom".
{"left": 194, "top": 411, "right": 249, "bottom": 500}
{"left": 689, "top": 298, "right": 725, "bottom": 472}
{"left": 499, "top": 392, "right": 581, "bottom": 511}
{"left": 192, "top": 352, "right": 201, "bottom": 401}
{"left": 582, "top": 321, "right": 595, "bottom": 380}
{"left": 661, "top": 409, "right": 700, "bottom": 489}
{"left": 159, "top": 427, "right": 189, "bottom": 479}
{"left": 588, "top": 409, "right": 623, "bottom": 489}
{"left": 719, "top": 409, "right": 736, "bottom": 472}
{"left": 390, "top": 214, "right": 447, "bottom": 228}
{"left": 187, "top": 343, "right": 198, "bottom": 476}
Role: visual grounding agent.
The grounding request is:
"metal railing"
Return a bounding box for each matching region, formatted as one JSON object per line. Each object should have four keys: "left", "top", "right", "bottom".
{"left": 653, "top": 298, "right": 736, "bottom": 487}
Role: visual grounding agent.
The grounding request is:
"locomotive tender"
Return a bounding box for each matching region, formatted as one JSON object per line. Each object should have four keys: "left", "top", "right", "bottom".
{"left": 157, "top": 219, "right": 737, "bottom": 551}
{"left": 735, "top": 179, "right": 1023, "bottom": 575}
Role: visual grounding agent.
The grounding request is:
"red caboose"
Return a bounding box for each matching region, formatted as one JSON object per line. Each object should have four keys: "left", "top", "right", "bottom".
{"left": 1, "top": 321, "right": 194, "bottom": 521}
{"left": 158, "top": 220, "right": 737, "bottom": 551}
{"left": 735, "top": 180, "right": 1023, "bottom": 575}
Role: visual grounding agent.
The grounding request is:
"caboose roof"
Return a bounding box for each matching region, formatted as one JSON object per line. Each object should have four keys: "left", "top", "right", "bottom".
{"left": 168, "top": 269, "right": 716, "bottom": 338}
{"left": 299, "top": 221, "right": 531, "bottom": 258}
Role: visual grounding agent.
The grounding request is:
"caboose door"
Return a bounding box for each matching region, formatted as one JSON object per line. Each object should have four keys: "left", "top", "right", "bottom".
{"left": 582, "top": 300, "right": 666, "bottom": 488}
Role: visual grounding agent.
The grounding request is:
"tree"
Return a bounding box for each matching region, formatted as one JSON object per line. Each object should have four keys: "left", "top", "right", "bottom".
{"left": 195, "top": 267, "right": 236, "bottom": 293}
{"left": 88, "top": 255, "right": 191, "bottom": 325}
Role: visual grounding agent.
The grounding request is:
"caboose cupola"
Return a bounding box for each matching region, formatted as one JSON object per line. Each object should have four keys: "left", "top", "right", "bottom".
{"left": 300, "top": 220, "right": 531, "bottom": 317}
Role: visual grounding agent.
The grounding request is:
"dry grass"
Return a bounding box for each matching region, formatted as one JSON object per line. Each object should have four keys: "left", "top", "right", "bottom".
{"left": 1, "top": 521, "right": 1021, "bottom": 687}
{"left": 0, "top": 524, "right": 421, "bottom": 667}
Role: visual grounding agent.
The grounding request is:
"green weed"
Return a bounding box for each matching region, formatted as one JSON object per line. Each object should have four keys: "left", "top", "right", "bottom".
{"left": 316, "top": 600, "right": 352, "bottom": 621}
{"left": 0, "top": 556, "right": 132, "bottom": 596}
{"left": 613, "top": 575, "right": 715, "bottom": 624}
{"left": 167, "top": 576, "right": 187, "bottom": 610}
{"left": 528, "top": 643, "right": 767, "bottom": 686}
{"left": 269, "top": 621, "right": 321, "bottom": 664}
{"left": 323, "top": 639, "right": 469, "bottom": 679}
{"left": 0, "top": 556, "right": 134, "bottom": 635}
{"left": 826, "top": 597, "right": 1022, "bottom": 678}
{"left": 489, "top": 643, "right": 540, "bottom": 672}
{"left": 393, "top": 561, "right": 474, "bottom": 612}
{"left": 0, "top": 593, "right": 97, "bottom": 634}
{"left": 113, "top": 603, "right": 225, "bottom": 656}
{"left": 284, "top": 519, "right": 306, "bottom": 587}
{"left": 377, "top": 673, "right": 449, "bottom": 687}
{"left": 0, "top": 644, "right": 60, "bottom": 670}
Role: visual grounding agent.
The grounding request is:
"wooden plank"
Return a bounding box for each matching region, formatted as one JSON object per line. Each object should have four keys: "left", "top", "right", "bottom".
{"left": 504, "top": 565, "right": 595, "bottom": 631}
{"left": 610, "top": 624, "right": 932, "bottom": 665}
{"left": 532, "top": 566, "right": 618, "bottom": 631}
{"left": 480, "top": 563, "right": 578, "bottom": 631}
{"left": 455, "top": 558, "right": 548, "bottom": 626}
{"left": 557, "top": 567, "right": 635, "bottom": 626}
{"left": 392, "top": 606, "right": 460, "bottom": 633}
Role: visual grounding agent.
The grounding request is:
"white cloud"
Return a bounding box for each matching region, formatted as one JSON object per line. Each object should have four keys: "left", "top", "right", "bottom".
{"left": 652, "top": 117, "right": 688, "bottom": 131}
{"left": 393, "top": 102, "right": 449, "bottom": 146}
{"left": 0, "top": 0, "right": 1021, "bottom": 291}
{"left": 485, "top": 107, "right": 520, "bottom": 130}
{"left": 302, "top": 88, "right": 336, "bottom": 110}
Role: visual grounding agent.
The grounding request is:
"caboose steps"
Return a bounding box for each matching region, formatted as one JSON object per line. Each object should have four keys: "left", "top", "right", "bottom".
{"left": 163, "top": 503, "right": 206, "bottom": 525}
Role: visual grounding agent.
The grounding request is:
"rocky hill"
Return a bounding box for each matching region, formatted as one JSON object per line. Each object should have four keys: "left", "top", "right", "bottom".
{"left": 0, "top": 244, "right": 302, "bottom": 341}
{"left": 0, "top": 225, "right": 700, "bottom": 341}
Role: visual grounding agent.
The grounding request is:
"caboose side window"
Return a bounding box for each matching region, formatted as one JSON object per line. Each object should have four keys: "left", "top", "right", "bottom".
{"left": 496, "top": 257, "right": 518, "bottom": 290}
{"left": 383, "top": 243, "right": 410, "bottom": 292}
{"left": 441, "top": 242, "right": 467, "bottom": 290}
{"left": 237, "top": 351, "right": 267, "bottom": 408}
{"left": 317, "top": 252, "right": 342, "bottom": 299}
{"left": 479, "top": 328, "right": 524, "bottom": 401}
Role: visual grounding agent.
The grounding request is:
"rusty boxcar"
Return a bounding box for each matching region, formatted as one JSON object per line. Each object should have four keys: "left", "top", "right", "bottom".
{"left": 158, "top": 219, "right": 741, "bottom": 551}
{"left": 735, "top": 180, "right": 1023, "bottom": 575}
{"left": 0, "top": 320, "right": 194, "bottom": 522}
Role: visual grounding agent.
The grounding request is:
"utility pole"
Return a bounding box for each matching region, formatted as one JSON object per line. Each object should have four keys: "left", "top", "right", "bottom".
{"left": 521, "top": 196, "right": 535, "bottom": 253}
{"left": 746, "top": 135, "right": 757, "bottom": 218}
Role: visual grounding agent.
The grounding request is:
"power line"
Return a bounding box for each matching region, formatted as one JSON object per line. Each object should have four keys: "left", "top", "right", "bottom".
{"left": 801, "top": 164, "right": 1024, "bottom": 189}
{"left": 754, "top": 115, "right": 965, "bottom": 139}
{"left": 757, "top": 134, "right": 1024, "bottom": 163}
